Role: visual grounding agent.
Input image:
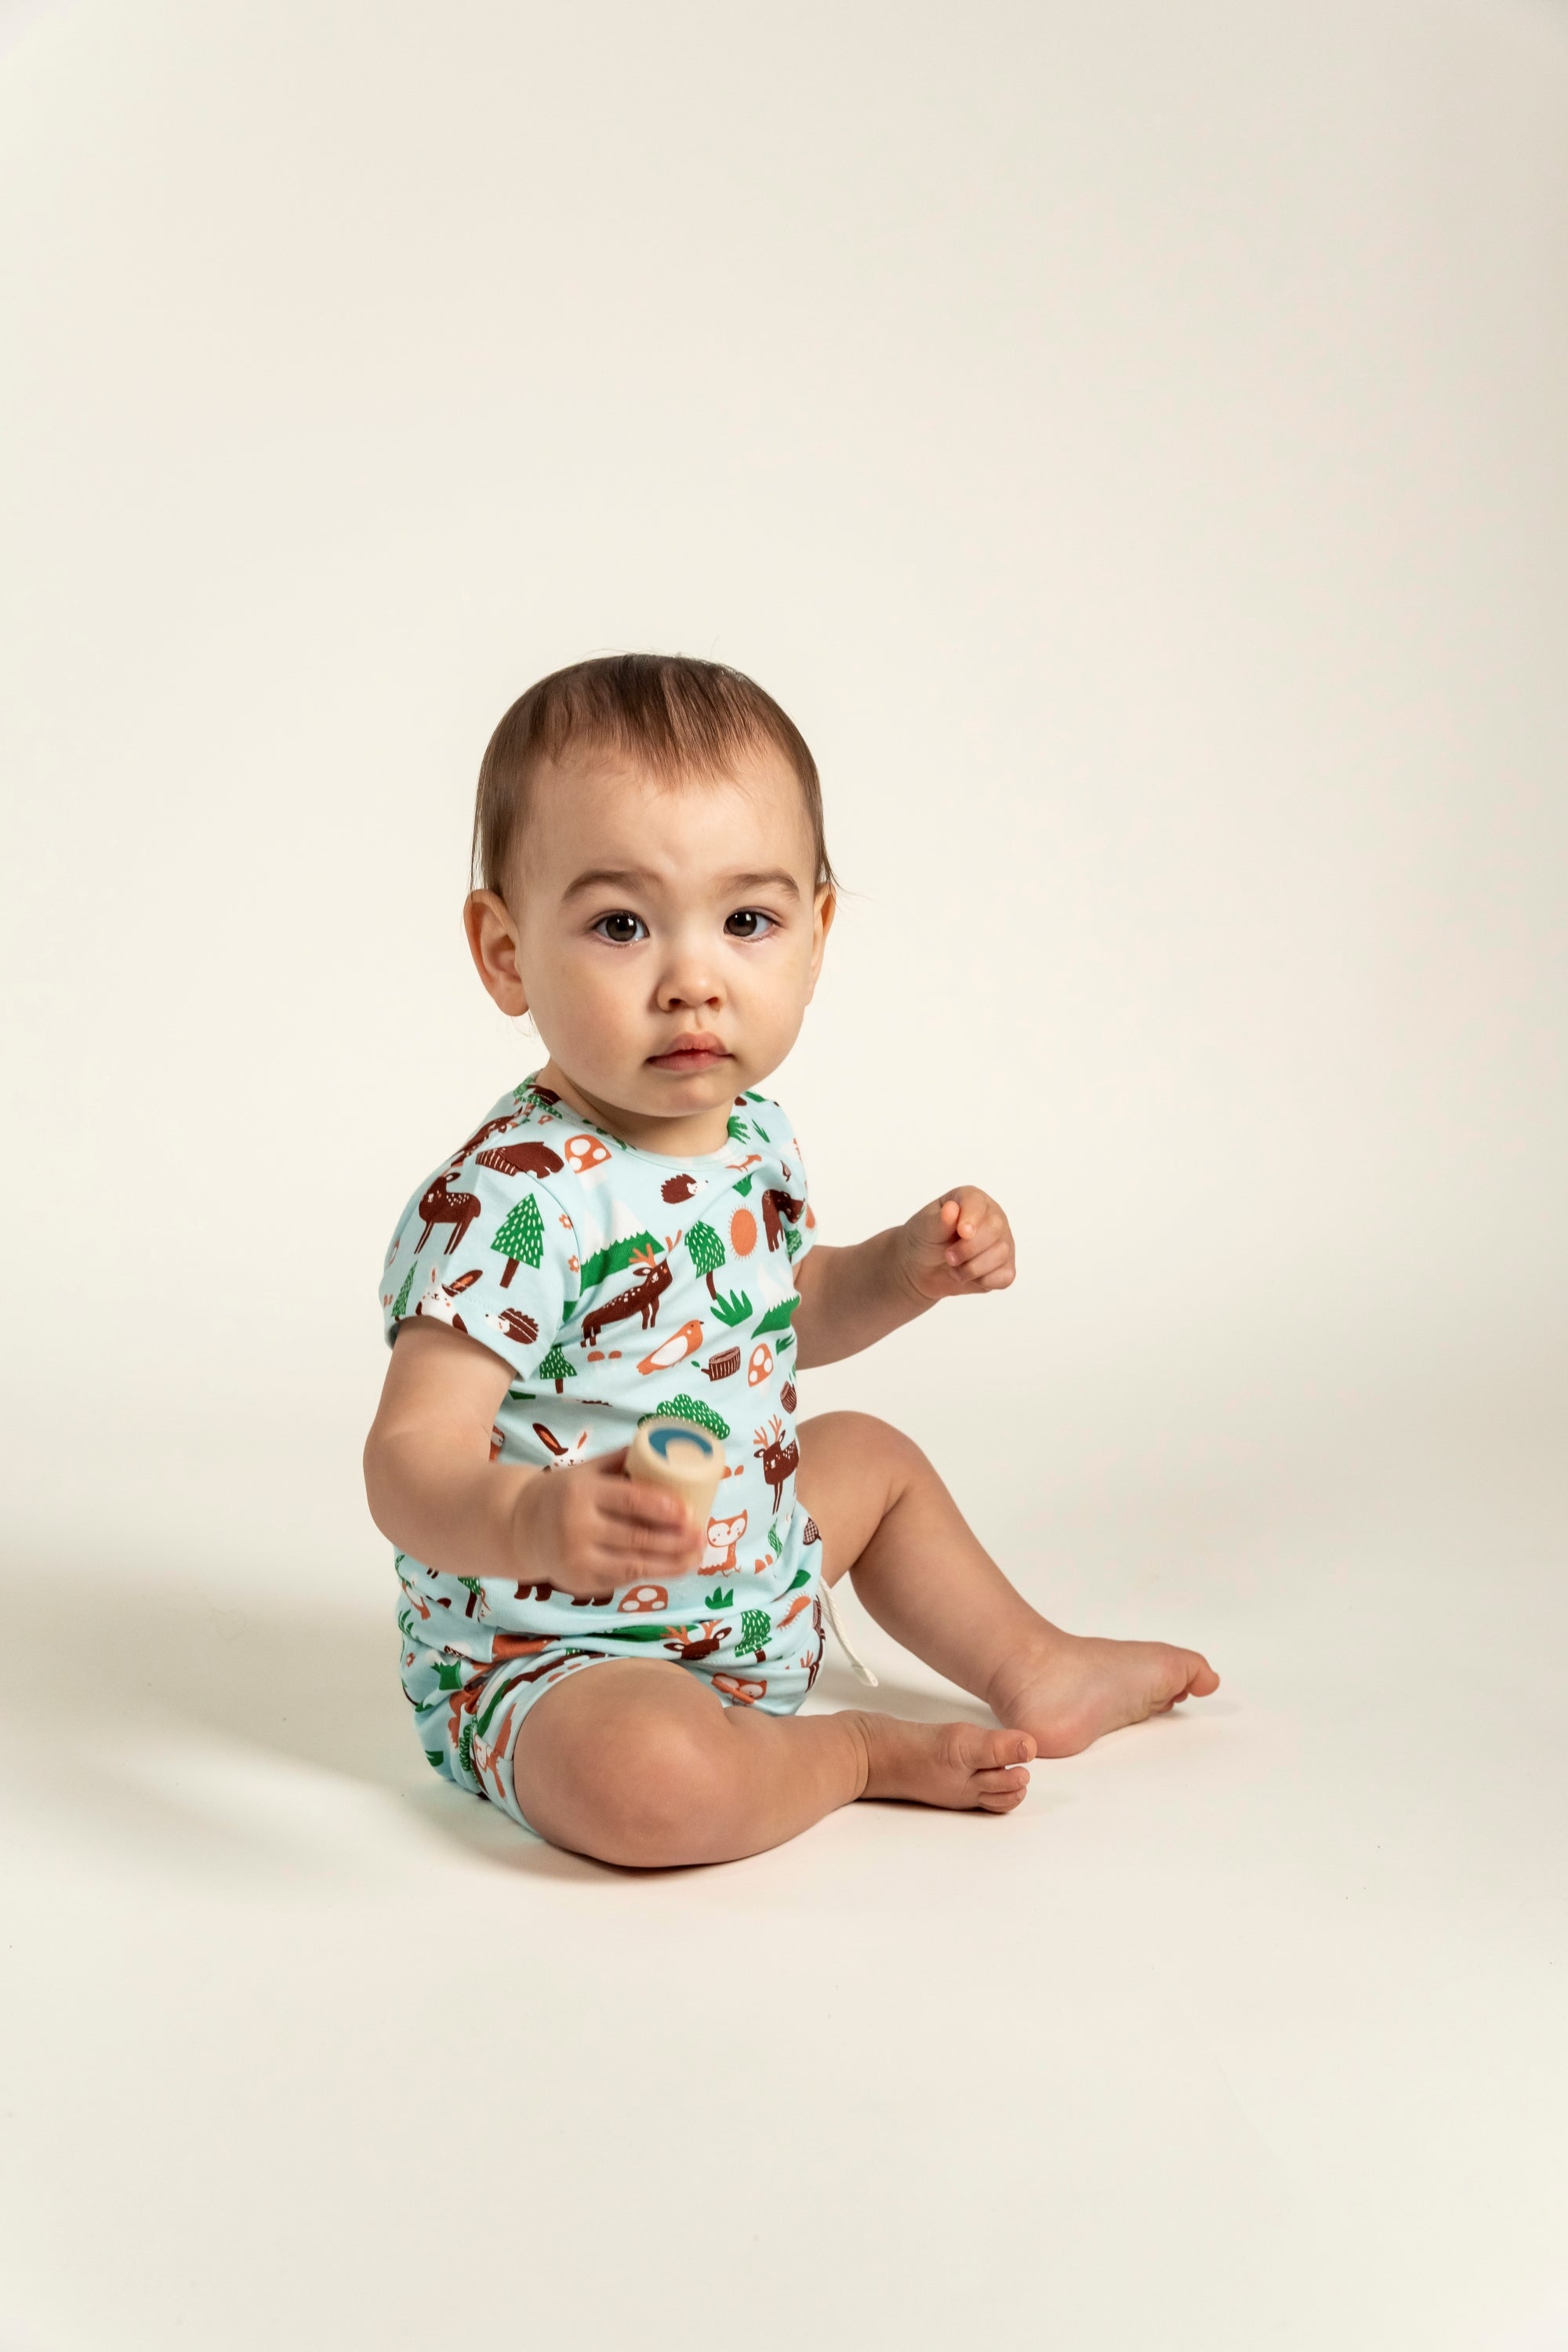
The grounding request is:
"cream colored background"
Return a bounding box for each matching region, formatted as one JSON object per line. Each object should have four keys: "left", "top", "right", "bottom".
{"left": 2, "top": 2, "right": 1566, "bottom": 2347}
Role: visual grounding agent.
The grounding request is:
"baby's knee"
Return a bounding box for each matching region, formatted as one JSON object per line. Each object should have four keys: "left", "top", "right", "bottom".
{"left": 799, "top": 1408, "right": 934, "bottom": 1489}
{"left": 551, "top": 1700, "right": 728, "bottom": 1867}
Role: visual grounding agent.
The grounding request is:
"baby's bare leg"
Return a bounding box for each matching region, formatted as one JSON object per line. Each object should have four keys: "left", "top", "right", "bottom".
{"left": 509, "top": 1657, "right": 1034, "bottom": 1868}
{"left": 797, "top": 1412, "right": 1219, "bottom": 1758}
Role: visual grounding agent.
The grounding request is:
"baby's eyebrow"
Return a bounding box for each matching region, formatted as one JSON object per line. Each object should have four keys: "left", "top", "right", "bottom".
{"left": 560, "top": 866, "right": 802, "bottom": 904}
{"left": 561, "top": 866, "right": 653, "bottom": 898}
{"left": 730, "top": 869, "right": 802, "bottom": 901}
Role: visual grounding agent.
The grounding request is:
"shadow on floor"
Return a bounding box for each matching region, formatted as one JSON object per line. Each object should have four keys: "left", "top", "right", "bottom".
{"left": 0, "top": 1541, "right": 617, "bottom": 1879}
{"left": 2, "top": 1545, "right": 992, "bottom": 1880}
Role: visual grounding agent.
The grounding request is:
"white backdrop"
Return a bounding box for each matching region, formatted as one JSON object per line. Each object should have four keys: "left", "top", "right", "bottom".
{"left": 3, "top": 4, "right": 1566, "bottom": 2347}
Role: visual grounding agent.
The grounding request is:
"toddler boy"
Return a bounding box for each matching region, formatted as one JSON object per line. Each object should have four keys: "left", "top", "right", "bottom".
{"left": 364, "top": 655, "right": 1218, "bottom": 1866}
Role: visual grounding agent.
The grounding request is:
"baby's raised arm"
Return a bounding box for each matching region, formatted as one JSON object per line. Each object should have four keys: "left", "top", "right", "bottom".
{"left": 363, "top": 1319, "right": 705, "bottom": 1594}
{"left": 789, "top": 1187, "right": 1017, "bottom": 1368}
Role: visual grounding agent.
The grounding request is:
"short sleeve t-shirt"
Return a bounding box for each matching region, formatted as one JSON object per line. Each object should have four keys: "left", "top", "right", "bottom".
{"left": 379, "top": 1070, "right": 821, "bottom": 1650}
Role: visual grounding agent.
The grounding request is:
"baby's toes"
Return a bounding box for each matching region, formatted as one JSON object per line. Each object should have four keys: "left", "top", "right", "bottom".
{"left": 974, "top": 1764, "right": 1031, "bottom": 1811}
{"left": 968, "top": 1727, "right": 1033, "bottom": 1809}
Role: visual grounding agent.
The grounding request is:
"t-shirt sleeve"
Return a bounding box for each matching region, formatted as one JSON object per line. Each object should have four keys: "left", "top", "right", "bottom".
{"left": 752, "top": 1096, "right": 822, "bottom": 1270}
{"left": 380, "top": 1160, "right": 580, "bottom": 1386}
{"left": 777, "top": 1117, "right": 818, "bottom": 1273}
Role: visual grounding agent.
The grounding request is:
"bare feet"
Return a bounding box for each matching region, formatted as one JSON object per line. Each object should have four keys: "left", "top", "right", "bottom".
{"left": 851, "top": 1713, "right": 1036, "bottom": 1813}
{"left": 989, "top": 1632, "right": 1220, "bottom": 1761}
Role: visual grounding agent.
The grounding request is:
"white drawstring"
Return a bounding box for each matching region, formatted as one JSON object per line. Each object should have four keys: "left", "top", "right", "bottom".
{"left": 819, "top": 1573, "right": 880, "bottom": 1688}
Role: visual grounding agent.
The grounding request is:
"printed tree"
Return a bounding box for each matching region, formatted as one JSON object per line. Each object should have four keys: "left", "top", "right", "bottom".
{"left": 535, "top": 1344, "right": 576, "bottom": 1394}
{"left": 686, "top": 1221, "right": 726, "bottom": 1298}
{"left": 784, "top": 1225, "right": 804, "bottom": 1262}
{"left": 391, "top": 1264, "right": 417, "bottom": 1319}
{"left": 637, "top": 1394, "right": 729, "bottom": 1440}
{"left": 739, "top": 1606, "right": 771, "bottom": 1662}
{"left": 492, "top": 1193, "right": 544, "bottom": 1287}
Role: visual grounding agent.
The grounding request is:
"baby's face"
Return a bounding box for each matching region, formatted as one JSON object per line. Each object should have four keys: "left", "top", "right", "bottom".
{"left": 467, "top": 741, "right": 833, "bottom": 1149}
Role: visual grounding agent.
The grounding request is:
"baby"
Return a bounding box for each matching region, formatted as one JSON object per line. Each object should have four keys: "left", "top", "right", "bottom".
{"left": 364, "top": 654, "right": 1218, "bottom": 1867}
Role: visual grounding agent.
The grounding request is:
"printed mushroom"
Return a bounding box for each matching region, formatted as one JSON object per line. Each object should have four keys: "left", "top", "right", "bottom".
{"left": 747, "top": 1341, "right": 774, "bottom": 1385}
{"left": 563, "top": 1134, "right": 612, "bottom": 1174}
{"left": 617, "top": 1584, "right": 668, "bottom": 1615}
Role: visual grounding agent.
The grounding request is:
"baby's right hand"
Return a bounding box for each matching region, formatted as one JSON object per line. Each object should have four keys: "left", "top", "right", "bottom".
{"left": 514, "top": 1446, "right": 705, "bottom": 1596}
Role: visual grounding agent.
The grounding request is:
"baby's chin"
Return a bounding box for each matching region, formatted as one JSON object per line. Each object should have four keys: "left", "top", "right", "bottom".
{"left": 542, "top": 1052, "right": 742, "bottom": 1117}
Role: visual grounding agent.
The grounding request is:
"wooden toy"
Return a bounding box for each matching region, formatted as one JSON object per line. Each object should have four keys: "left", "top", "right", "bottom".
{"left": 625, "top": 1414, "right": 727, "bottom": 1534}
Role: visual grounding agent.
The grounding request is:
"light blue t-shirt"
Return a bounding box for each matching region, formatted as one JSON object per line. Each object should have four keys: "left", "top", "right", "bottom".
{"left": 379, "top": 1069, "right": 822, "bottom": 1663}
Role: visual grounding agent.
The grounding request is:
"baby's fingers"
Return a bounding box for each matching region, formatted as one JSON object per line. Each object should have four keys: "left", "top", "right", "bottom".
{"left": 597, "top": 1476, "right": 702, "bottom": 1561}
{"left": 953, "top": 1240, "right": 1014, "bottom": 1287}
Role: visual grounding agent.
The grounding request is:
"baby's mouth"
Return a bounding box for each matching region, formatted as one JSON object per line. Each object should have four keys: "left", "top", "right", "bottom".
{"left": 648, "top": 1038, "right": 729, "bottom": 1071}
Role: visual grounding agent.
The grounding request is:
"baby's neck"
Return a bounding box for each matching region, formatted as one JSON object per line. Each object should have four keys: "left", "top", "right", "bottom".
{"left": 532, "top": 1061, "right": 735, "bottom": 1160}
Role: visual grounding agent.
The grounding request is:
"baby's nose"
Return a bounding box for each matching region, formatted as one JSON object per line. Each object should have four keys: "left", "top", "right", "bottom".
{"left": 659, "top": 965, "right": 722, "bottom": 1006}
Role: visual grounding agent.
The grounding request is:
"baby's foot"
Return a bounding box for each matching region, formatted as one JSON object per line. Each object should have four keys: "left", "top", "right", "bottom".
{"left": 989, "top": 1632, "right": 1219, "bottom": 1761}
{"left": 852, "top": 1714, "right": 1036, "bottom": 1813}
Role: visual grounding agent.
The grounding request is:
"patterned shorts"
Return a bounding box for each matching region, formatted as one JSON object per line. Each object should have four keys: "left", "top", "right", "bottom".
{"left": 398, "top": 1577, "right": 827, "bottom": 1839}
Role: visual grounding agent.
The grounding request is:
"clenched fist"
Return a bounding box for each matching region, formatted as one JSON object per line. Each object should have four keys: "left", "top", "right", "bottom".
{"left": 513, "top": 1446, "right": 706, "bottom": 1597}
{"left": 895, "top": 1187, "right": 1016, "bottom": 1305}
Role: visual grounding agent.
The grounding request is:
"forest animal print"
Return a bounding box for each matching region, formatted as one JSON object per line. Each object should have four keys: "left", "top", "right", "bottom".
{"left": 380, "top": 1070, "right": 826, "bottom": 1834}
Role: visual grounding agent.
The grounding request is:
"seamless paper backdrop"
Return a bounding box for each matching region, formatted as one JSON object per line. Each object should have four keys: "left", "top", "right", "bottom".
{"left": 2, "top": 0, "right": 1566, "bottom": 1563}
{"left": 3, "top": 8, "right": 1568, "bottom": 2350}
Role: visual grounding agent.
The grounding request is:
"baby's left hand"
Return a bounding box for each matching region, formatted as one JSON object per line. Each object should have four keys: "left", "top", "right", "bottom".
{"left": 896, "top": 1187, "right": 1016, "bottom": 1305}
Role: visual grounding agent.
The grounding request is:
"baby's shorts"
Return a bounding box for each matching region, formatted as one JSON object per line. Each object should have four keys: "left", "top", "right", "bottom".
{"left": 397, "top": 1566, "right": 826, "bottom": 1839}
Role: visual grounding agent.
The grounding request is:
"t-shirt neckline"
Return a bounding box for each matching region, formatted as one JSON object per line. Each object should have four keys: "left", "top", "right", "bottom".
{"left": 521, "top": 1077, "right": 747, "bottom": 1167}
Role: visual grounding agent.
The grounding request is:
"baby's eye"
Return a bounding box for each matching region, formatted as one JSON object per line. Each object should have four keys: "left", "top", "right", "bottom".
{"left": 724, "top": 909, "right": 775, "bottom": 941}
{"left": 592, "top": 911, "right": 648, "bottom": 945}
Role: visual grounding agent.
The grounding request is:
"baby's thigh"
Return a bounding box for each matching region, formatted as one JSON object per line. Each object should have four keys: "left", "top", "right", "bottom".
{"left": 510, "top": 1657, "right": 734, "bottom": 1860}
{"left": 794, "top": 1410, "right": 927, "bottom": 1586}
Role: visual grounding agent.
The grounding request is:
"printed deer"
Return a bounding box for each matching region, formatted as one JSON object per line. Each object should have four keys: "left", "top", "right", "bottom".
{"left": 753, "top": 1415, "right": 800, "bottom": 1512}
{"left": 579, "top": 1236, "right": 681, "bottom": 1347}
{"left": 416, "top": 1174, "right": 482, "bottom": 1254}
{"left": 662, "top": 1618, "right": 728, "bottom": 1664}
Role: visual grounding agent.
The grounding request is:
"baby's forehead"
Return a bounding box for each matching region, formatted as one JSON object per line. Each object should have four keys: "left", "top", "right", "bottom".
{"left": 527, "top": 747, "right": 811, "bottom": 869}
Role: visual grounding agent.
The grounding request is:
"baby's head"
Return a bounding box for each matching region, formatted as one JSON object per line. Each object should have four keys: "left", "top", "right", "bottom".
{"left": 465, "top": 654, "right": 838, "bottom": 1138}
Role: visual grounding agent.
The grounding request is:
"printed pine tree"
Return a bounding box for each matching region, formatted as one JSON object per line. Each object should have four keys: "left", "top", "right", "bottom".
{"left": 739, "top": 1606, "right": 771, "bottom": 1663}
{"left": 686, "top": 1221, "right": 726, "bottom": 1298}
{"left": 492, "top": 1193, "right": 545, "bottom": 1287}
{"left": 535, "top": 1343, "right": 576, "bottom": 1394}
{"left": 391, "top": 1264, "right": 417, "bottom": 1319}
{"left": 784, "top": 1224, "right": 803, "bottom": 1262}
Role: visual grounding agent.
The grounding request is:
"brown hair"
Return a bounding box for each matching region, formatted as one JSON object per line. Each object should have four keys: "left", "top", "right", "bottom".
{"left": 472, "top": 653, "right": 840, "bottom": 906}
